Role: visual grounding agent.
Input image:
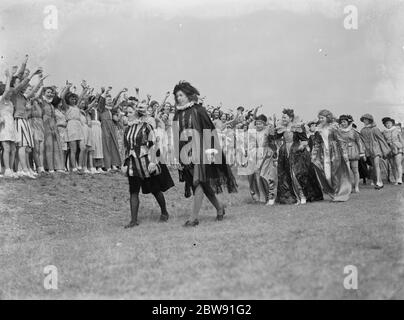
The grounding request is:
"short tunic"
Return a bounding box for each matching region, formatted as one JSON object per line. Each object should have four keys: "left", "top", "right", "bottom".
{"left": 28, "top": 99, "right": 45, "bottom": 142}
{"left": 360, "top": 124, "right": 390, "bottom": 158}
{"left": 54, "top": 108, "right": 67, "bottom": 151}
{"left": 383, "top": 127, "right": 403, "bottom": 156}
{"left": 338, "top": 127, "right": 365, "bottom": 161}
{"left": 0, "top": 100, "right": 17, "bottom": 142}
{"left": 124, "top": 120, "right": 174, "bottom": 194}
{"left": 65, "top": 106, "right": 84, "bottom": 142}
{"left": 80, "top": 110, "right": 92, "bottom": 147}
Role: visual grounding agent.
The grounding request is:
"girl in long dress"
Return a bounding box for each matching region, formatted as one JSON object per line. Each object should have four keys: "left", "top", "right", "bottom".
{"left": 11, "top": 68, "right": 42, "bottom": 178}
{"left": 311, "top": 110, "right": 352, "bottom": 201}
{"left": 0, "top": 69, "right": 17, "bottom": 178}
{"left": 250, "top": 114, "right": 278, "bottom": 206}
{"left": 236, "top": 122, "right": 258, "bottom": 199}
{"left": 29, "top": 96, "right": 45, "bottom": 174}
{"left": 172, "top": 81, "right": 237, "bottom": 227}
{"left": 360, "top": 113, "right": 390, "bottom": 189}
{"left": 276, "top": 108, "right": 323, "bottom": 205}
{"left": 98, "top": 88, "right": 121, "bottom": 172}
{"left": 40, "top": 87, "right": 65, "bottom": 173}
{"left": 87, "top": 95, "right": 104, "bottom": 173}
{"left": 54, "top": 101, "right": 68, "bottom": 171}
{"left": 79, "top": 99, "right": 94, "bottom": 173}
{"left": 338, "top": 115, "right": 366, "bottom": 193}
{"left": 61, "top": 84, "right": 84, "bottom": 172}
{"left": 112, "top": 110, "right": 125, "bottom": 168}
{"left": 382, "top": 117, "right": 403, "bottom": 185}
{"left": 122, "top": 103, "right": 174, "bottom": 228}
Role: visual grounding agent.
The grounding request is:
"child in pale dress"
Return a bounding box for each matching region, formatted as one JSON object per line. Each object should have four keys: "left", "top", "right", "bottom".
{"left": 0, "top": 69, "right": 17, "bottom": 178}
{"left": 382, "top": 117, "right": 403, "bottom": 185}
{"left": 79, "top": 100, "right": 94, "bottom": 173}
{"left": 61, "top": 84, "right": 84, "bottom": 172}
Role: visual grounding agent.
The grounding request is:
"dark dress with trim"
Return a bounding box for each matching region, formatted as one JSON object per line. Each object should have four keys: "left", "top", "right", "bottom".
{"left": 173, "top": 103, "right": 238, "bottom": 196}
{"left": 276, "top": 124, "right": 323, "bottom": 204}
{"left": 124, "top": 121, "right": 174, "bottom": 194}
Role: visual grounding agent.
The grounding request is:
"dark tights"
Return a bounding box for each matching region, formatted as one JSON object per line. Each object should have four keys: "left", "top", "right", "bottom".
{"left": 129, "top": 191, "right": 168, "bottom": 223}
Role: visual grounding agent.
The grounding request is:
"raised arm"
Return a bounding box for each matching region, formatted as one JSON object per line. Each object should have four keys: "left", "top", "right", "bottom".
{"left": 97, "top": 87, "right": 110, "bottom": 113}
{"left": 253, "top": 105, "right": 262, "bottom": 120}
{"left": 60, "top": 82, "right": 73, "bottom": 110}
{"left": 77, "top": 81, "right": 90, "bottom": 107}
{"left": 134, "top": 87, "right": 140, "bottom": 101}
{"left": 26, "top": 74, "right": 48, "bottom": 100}
{"left": 12, "top": 68, "right": 41, "bottom": 95}
{"left": 1, "top": 69, "right": 12, "bottom": 101}
{"left": 154, "top": 91, "right": 170, "bottom": 118}
{"left": 160, "top": 91, "right": 170, "bottom": 108}
{"left": 14, "top": 54, "right": 29, "bottom": 79}
{"left": 113, "top": 88, "right": 127, "bottom": 108}
{"left": 35, "top": 86, "right": 45, "bottom": 100}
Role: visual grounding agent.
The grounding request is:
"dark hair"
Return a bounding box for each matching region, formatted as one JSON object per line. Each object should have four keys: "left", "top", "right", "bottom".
{"left": 382, "top": 117, "right": 395, "bottom": 126}
{"left": 282, "top": 108, "right": 295, "bottom": 121}
{"left": 173, "top": 81, "right": 200, "bottom": 104}
{"left": 149, "top": 100, "right": 159, "bottom": 108}
{"left": 255, "top": 114, "right": 267, "bottom": 123}
{"left": 43, "top": 86, "right": 55, "bottom": 94}
{"left": 66, "top": 92, "right": 79, "bottom": 106}
{"left": 10, "top": 76, "right": 20, "bottom": 88}
{"left": 128, "top": 96, "right": 138, "bottom": 102}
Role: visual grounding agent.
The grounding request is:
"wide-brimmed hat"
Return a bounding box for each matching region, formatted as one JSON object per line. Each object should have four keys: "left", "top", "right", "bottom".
{"left": 360, "top": 113, "right": 374, "bottom": 123}
{"left": 382, "top": 117, "right": 395, "bottom": 125}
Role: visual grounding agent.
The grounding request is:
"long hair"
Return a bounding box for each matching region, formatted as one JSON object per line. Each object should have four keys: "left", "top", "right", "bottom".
{"left": 173, "top": 81, "right": 200, "bottom": 104}
{"left": 43, "top": 86, "right": 55, "bottom": 96}
{"left": 66, "top": 92, "right": 79, "bottom": 106}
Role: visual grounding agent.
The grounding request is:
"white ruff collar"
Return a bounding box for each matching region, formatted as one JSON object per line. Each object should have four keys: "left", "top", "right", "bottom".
{"left": 42, "top": 96, "right": 53, "bottom": 103}
{"left": 128, "top": 117, "right": 146, "bottom": 126}
{"left": 339, "top": 124, "right": 352, "bottom": 132}
{"left": 176, "top": 102, "right": 195, "bottom": 111}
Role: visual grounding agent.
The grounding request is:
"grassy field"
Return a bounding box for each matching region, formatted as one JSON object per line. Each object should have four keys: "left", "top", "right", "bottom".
{"left": 0, "top": 170, "right": 403, "bottom": 299}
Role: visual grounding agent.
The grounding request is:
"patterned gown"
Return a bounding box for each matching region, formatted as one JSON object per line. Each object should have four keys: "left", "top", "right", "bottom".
{"left": 276, "top": 123, "right": 323, "bottom": 204}
{"left": 311, "top": 125, "right": 352, "bottom": 201}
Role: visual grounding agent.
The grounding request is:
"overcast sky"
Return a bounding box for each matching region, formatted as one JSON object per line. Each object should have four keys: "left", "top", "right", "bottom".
{"left": 1, "top": 0, "right": 404, "bottom": 125}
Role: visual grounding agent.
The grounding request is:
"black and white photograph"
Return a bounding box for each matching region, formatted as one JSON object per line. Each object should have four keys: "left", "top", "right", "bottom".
{"left": 0, "top": 0, "right": 403, "bottom": 303}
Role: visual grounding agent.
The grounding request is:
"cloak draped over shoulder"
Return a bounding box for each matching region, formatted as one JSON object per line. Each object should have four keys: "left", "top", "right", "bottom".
{"left": 173, "top": 103, "right": 238, "bottom": 194}
{"left": 311, "top": 126, "right": 352, "bottom": 202}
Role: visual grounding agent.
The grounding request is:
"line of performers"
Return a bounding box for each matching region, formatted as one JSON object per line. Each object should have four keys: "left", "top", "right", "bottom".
{"left": 122, "top": 81, "right": 401, "bottom": 228}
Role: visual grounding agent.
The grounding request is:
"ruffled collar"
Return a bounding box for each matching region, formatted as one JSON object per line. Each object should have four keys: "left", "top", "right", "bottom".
{"left": 42, "top": 96, "right": 53, "bottom": 103}
{"left": 364, "top": 123, "right": 376, "bottom": 128}
{"left": 127, "top": 117, "right": 147, "bottom": 126}
{"left": 339, "top": 124, "right": 352, "bottom": 132}
{"left": 176, "top": 102, "right": 196, "bottom": 111}
{"left": 276, "top": 122, "right": 304, "bottom": 133}
{"left": 384, "top": 126, "right": 397, "bottom": 131}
